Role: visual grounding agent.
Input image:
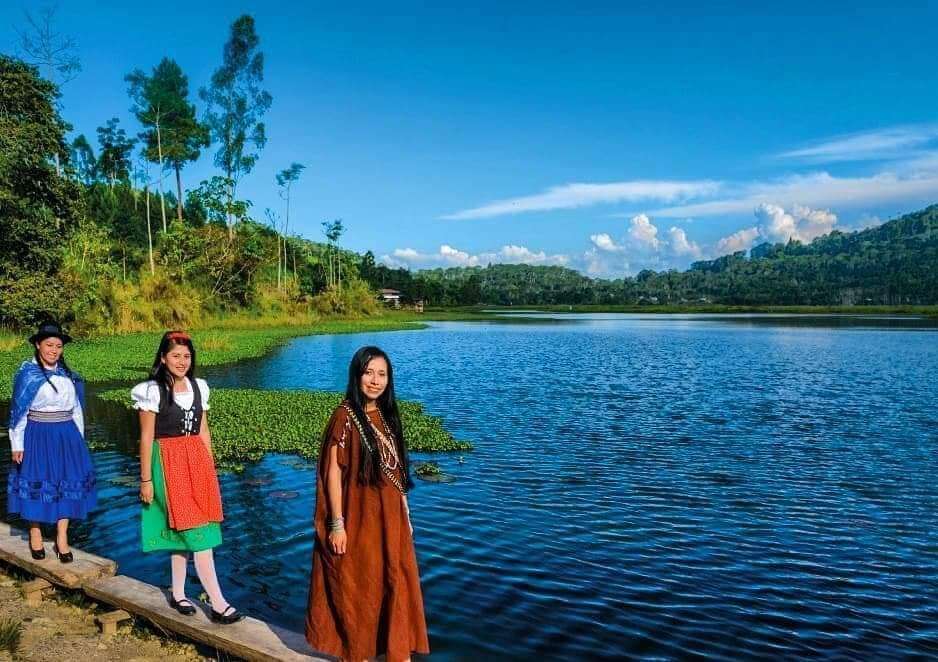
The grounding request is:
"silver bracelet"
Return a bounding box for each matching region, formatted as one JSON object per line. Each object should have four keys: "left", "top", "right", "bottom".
{"left": 328, "top": 516, "right": 345, "bottom": 532}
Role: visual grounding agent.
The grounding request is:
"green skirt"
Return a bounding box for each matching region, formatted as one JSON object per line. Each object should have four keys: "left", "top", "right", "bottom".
{"left": 141, "top": 439, "right": 222, "bottom": 553}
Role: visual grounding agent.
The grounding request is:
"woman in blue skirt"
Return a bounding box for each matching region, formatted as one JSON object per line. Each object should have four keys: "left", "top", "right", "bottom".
{"left": 6, "top": 321, "right": 97, "bottom": 562}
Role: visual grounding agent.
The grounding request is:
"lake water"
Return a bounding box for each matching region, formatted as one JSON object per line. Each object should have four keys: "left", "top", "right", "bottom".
{"left": 3, "top": 314, "right": 938, "bottom": 660}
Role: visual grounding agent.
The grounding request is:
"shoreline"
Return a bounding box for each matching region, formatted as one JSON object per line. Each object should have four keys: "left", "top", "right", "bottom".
{"left": 0, "top": 521, "right": 324, "bottom": 661}
{"left": 0, "top": 316, "right": 428, "bottom": 399}
{"left": 2, "top": 315, "right": 470, "bottom": 469}
{"left": 0, "top": 564, "right": 203, "bottom": 661}
{"left": 428, "top": 304, "right": 938, "bottom": 317}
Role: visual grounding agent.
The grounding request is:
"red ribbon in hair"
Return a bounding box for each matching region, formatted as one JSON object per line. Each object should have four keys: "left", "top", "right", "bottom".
{"left": 167, "top": 331, "right": 191, "bottom": 342}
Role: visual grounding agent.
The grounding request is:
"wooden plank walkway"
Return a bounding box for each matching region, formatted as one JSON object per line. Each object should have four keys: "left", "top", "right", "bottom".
{"left": 84, "top": 575, "right": 330, "bottom": 662}
{"left": 0, "top": 521, "right": 117, "bottom": 588}
{"left": 0, "top": 521, "right": 330, "bottom": 662}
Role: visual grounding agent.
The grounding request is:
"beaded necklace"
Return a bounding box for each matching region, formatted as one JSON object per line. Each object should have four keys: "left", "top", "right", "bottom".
{"left": 340, "top": 403, "right": 406, "bottom": 495}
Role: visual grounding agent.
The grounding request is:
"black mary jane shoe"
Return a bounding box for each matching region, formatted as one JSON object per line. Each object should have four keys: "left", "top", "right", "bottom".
{"left": 29, "top": 542, "right": 46, "bottom": 561}
{"left": 52, "top": 543, "right": 74, "bottom": 564}
{"left": 169, "top": 597, "right": 197, "bottom": 616}
{"left": 210, "top": 605, "right": 244, "bottom": 624}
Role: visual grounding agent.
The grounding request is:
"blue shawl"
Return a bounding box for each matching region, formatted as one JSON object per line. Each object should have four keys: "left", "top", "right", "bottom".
{"left": 8, "top": 360, "right": 86, "bottom": 432}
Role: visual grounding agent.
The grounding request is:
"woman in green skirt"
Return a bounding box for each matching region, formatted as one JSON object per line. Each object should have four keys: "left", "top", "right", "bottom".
{"left": 132, "top": 331, "right": 242, "bottom": 624}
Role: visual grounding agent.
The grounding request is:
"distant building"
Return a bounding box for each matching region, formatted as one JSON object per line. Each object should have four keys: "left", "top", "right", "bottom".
{"left": 379, "top": 288, "right": 402, "bottom": 308}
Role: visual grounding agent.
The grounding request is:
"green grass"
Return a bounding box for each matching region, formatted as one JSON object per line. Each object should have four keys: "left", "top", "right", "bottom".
{"left": 99, "top": 387, "right": 471, "bottom": 471}
{"left": 0, "top": 616, "right": 23, "bottom": 657}
{"left": 0, "top": 318, "right": 426, "bottom": 399}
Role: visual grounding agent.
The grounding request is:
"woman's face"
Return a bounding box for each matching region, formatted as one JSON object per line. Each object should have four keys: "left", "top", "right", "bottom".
{"left": 360, "top": 356, "right": 389, "bottom": 402}
{"left": 161, "top": 343, "right": 192, "bottom": 379}
{"left": 36, "top": 337, "right": 63, "bottom": 367}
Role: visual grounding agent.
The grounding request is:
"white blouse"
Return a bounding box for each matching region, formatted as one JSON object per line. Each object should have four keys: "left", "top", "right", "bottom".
{"left": 130, "top": 378, "right": 211, "bottom": 413}
{"left": 9, "top": 372, "right": 85, "bottom": 453}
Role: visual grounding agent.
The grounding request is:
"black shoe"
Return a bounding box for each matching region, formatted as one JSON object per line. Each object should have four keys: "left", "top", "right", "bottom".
{"left": 169, "top": 597, "right": 197, "bottom": 616}
{"left": 210, "top": 605, "right": 244, "bottom": 624}
{"left": 52, "top": 543, "right": 73, "bottom": 564}
{"left": 29, "top": 541, "right": 45, "bottom": 560}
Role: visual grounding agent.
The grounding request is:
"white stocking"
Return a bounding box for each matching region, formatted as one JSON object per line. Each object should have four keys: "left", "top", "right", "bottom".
{"left": 193, "top": 549, "right": 230, "bottom": 612}
{"left": 171, "top": 553, "right": 188, "bottom": 602}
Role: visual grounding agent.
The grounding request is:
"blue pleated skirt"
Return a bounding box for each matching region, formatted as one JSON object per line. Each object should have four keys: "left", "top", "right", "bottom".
{"left": 7, "top": 419, "right": 97, "bottom": 523}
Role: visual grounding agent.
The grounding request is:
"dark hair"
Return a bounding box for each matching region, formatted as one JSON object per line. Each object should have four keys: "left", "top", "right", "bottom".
{"left": 341, "top": 345, "right": 412, "bottom": 490}
{"left": 32, "top": 345, "right": 75, "bottom": 393}
{"left": 148, "top": 331, "right": 197, "bottom": 409}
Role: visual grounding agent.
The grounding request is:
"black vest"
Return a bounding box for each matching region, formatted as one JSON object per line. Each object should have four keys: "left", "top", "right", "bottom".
{"left": 154, "top": 379, "right": 204, "bottom": 438}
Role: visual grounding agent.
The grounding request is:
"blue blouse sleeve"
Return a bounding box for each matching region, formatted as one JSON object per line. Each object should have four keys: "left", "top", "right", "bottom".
{"left": 9, "top": 362, "right": 45, "bottom": 432}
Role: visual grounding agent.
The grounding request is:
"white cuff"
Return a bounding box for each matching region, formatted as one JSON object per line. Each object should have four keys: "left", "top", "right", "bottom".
{"left": 9, "top": 420, "right": 25, "bottom": 453}
{"left": 73, "top": 403, "right": 85, "bottom": 438}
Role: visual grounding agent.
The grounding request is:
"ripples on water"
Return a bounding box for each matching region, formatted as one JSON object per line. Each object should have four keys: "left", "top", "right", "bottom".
{"left": 3, "top": 315, "right": 938, "bottom": 660}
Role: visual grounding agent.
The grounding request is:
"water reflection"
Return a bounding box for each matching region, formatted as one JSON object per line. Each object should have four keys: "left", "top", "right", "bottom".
{"left": 2, "top": 315, "right": 937, "bottom": 660}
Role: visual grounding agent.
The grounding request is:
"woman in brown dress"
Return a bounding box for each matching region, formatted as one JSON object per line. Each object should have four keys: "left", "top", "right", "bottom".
{"left": 306, "top": 346, "right": 430, "bottom": 661}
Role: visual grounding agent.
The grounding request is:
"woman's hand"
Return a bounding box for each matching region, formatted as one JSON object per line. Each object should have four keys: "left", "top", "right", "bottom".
{"left": 11, "top": 451, "right": 23, "bottom": 464}
{"left": 328, "top": 529, "right": 347, "bottom": 555}
{"left": 403, "top": 496, "right": 414, "bottom": 535}
{"left": 140, "top": 481, "right": 154, "bottom": 504}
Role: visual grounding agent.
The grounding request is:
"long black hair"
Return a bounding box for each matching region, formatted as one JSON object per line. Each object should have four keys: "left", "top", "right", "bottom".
{"left": 341, "top": 345, "right": 413, "bottom": 490}
{"left": 33, "top": 338, "right": 77, "bottom": 393}
{"left": 148, "top": 331, "right": 197, "bottom": 408}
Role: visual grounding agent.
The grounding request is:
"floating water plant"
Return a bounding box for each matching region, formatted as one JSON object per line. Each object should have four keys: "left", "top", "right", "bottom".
{"left": 99, "top": 387, "right": 471, "bottom": 471}
{"left": 414, "top": 462, "right": 442, "bottom": 477}
{"left": 413, "top": 461, "right": 456, "bottom": 482}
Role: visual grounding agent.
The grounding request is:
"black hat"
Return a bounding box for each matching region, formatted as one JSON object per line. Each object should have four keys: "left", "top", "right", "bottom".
{"left": 28, "top": 321, "right": 73, "bottom": 345}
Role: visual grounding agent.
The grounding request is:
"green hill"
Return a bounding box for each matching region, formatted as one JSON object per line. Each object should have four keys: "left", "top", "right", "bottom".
{"left": 363, "top": 205, "right": 938, "bottom": 306}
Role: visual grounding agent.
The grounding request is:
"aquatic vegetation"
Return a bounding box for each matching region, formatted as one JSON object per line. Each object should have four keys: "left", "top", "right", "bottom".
{"left": 413, "top": 461, "right": 456, "bottom": 482}
{"left": 0, "top": 318, "right": 425, "bottom": 399}
{"left": 1, "top": 319, "right": 469, "bottom": 472}
{"left": 99, "top": 387, "right": 471, "bottom": 471}
{"left": 414, "top": 461, "right": 442, "bottom": 476}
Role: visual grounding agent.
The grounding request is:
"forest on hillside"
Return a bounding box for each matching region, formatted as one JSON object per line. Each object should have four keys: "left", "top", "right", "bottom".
{"left": 2, "top": 9, "right": 935, "bottom": 334}
{"left": 363, "top": 205, "right": 938, "bottom": 307}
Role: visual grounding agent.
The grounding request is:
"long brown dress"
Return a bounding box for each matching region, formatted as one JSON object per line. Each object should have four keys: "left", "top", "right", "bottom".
{"left": 306, "top": 404, "right": 430, "bottom": 661}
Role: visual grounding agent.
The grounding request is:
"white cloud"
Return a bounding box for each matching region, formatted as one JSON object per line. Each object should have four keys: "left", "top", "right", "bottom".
{"left": 627, "top": 214, "right": 661, "bottom": 250}
{"left": 708, "top": 203, "right": 838, "bottom": 257}
{"left": 496, "top": 244, "right": 567, "bottom": 264}
{"left": 648, "top": 170, "right": 938, "bottom": 218}
{"left": 755, "top": 203, "right": 837, "bottom": 243}
{"left": 439, "top": 244, "right": 478, "bottom": 266}
{"left": 667, "top": 226, "right": 702, "bottom": 258}
{"left": 381, "top": 243, "right": 568, "bottom": 270}
{"left": 589, "top": 233, "right": 624, "bottom": 252}
{"left": 777, "top": 124, "right": 938, "bottom": 163}
{"left": 440, "top": 180, "right": 721, "bottom": 220}
{"left": 847, "top": 214, "right": 884, "bottom": 232}
{"left": 714, "top": 226, "right": 761, "bottom": 254}
{"left": 896, "top": 150, "right": 938, "bottom": 175}
{"left": 583, "top": 215, "right": 703, "bottom": 275}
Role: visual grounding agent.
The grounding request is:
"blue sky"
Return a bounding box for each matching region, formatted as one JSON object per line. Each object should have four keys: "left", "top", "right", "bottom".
{"left": 3, "top": 1, "right": 938, "bottom": 276}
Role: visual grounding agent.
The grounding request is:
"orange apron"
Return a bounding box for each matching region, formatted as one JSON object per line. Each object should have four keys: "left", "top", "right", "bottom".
{"left": 158, "top": 434, "right": 224, "bottom": 531}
